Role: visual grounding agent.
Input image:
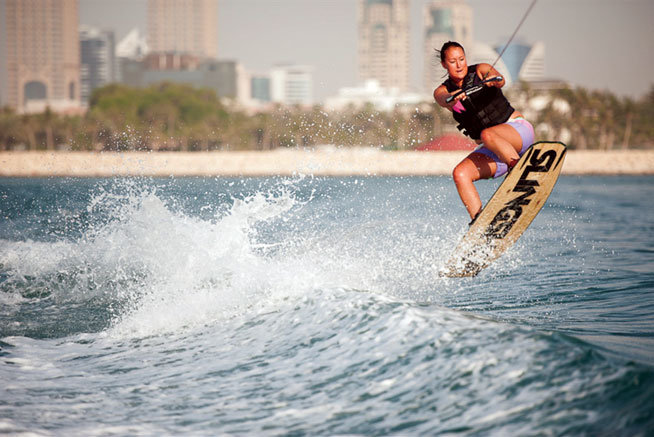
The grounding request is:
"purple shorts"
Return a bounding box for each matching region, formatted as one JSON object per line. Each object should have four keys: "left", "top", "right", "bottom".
{"left": 474, "top": 118, "right": 535, "bottom": 178}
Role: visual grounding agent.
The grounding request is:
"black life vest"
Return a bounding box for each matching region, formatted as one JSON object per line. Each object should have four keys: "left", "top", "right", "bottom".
{"left": 442, "top": 64, "right": 514, "bottom": 140}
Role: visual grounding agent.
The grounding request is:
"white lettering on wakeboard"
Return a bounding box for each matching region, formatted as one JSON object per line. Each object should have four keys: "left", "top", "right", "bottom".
{"left": 485, "top": 148, "right": 559, "bottom": 240}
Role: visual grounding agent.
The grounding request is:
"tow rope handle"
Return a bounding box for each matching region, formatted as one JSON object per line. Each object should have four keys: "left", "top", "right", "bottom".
{"left": 446, "top": 76, "right": 503, "bottom": 104}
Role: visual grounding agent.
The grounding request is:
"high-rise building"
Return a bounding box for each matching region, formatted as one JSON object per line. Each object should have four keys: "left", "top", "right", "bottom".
{"left": 3, "top": 0, "right": 81, "bottom": 113}
{"left": 496, "top": 41, "right": 545, "bottom": 83}
{"left": 80, "top": 26, "right": 117, "bottom": 104}
{"left": 423, "top": 0, "right": 473, "bottom": 93}
{"left": 469, "top": 42, "right": 511, "bottom": 87}
{"left": 147, "top": 0, "right": 218, "bottom": 59}
{"left": 358, "top": 0, "right": 410, "bottom": 92}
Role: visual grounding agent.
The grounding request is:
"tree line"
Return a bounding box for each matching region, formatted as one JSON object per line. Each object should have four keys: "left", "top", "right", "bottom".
{"left": 0, "top": 81, "right": 652, "bottom": 152}
{"left": 519, "top": 85, "right": 654, "bottom": 150}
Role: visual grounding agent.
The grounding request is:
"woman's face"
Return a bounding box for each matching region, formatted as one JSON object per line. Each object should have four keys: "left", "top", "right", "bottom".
{"left": 441, "top": 46, "right": 467, "bottom": 82}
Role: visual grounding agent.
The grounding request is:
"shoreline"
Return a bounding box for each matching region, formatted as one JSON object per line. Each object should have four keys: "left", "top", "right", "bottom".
{"left": 1, "top": 149, "right": 654, "bottom": 177}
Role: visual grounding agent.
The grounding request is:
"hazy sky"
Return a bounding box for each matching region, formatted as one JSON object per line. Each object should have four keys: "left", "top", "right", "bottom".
{"left": 76, "top": 0, "right": 653, "bottom": 101}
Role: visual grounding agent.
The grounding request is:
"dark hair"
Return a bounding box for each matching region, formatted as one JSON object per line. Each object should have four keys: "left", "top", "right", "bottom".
{"left": 435, "top": 41, "right": 465, "bottom": 62}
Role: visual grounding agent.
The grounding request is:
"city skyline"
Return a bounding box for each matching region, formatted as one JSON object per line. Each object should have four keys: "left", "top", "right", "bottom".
{"left": 69, "top": 0, "right": 653, "bottom": 101}
{"left": 0, "top": 0, "right": 652, "bottom": 106}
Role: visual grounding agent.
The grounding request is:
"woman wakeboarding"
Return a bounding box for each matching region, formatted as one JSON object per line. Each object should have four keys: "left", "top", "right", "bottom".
{"left": 433, "top": 41, "right": 535, "bottom": 224}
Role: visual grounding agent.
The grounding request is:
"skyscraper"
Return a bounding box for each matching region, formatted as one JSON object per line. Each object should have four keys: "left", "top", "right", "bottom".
{"left": 4, "top": 0, "right": 81, "bottom": 113}
{"left": 147, "top": 0, "right": 218, "bottom": 59}
{"left": 469, "top": 42, "right": 511, "bottom": 87}
{"left": 80, "top": 26, "right": 117, "bottom": 104}
{"left": 358, "top": 0, "right": 410, "bottom": 92}
{"left": 496, "top": 41, "right": 545, "bottom": 83}
{"left": 423, "top": 0, "right": 473, "bottom": 93}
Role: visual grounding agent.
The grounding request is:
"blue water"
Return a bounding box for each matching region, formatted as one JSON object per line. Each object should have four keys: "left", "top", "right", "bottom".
{"left": 1, "top": 175, "right": 653, "bottom": 435}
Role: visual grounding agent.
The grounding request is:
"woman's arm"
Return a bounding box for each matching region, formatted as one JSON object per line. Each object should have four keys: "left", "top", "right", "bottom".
{"left": 434, "top": 84, "right": 459, "bottom": 111}
{"left": 476, "top": 63, "right": 505, "bottom": 88}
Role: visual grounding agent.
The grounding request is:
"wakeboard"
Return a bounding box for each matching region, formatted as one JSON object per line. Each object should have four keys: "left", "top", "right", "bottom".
{"left": 440, "top": 141, "right": 567, "bottom": 278}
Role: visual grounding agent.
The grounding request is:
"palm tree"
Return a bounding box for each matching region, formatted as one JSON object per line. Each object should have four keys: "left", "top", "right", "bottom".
{"left": 0, "top": 107, "right": 19, "bottom": 150}
{"left": 620, "top": 96, "right": 635, "bottom": 150}
{"left": 20, "top": 114, "right": 39, "bottom": 150}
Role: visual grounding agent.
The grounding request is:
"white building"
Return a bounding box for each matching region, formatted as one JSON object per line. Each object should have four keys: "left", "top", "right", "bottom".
{"left": 116, "top": 28, "right": 149, "bottom": 60}
{"left": 324, "top": 80, "right": 428, "bottom": 112}
{"left": 270, "top": 65, "right": 314, "bottom": 106}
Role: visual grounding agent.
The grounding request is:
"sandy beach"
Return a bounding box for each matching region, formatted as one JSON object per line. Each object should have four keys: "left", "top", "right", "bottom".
{"left": 1, "top": 148, "right": 654, "bottom": 177}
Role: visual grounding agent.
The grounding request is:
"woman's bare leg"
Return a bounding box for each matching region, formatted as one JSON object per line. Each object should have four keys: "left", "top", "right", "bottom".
{"left": 452, "top": 152, "right": 496, "bottom": 219}
{"left": 479, "top": 123, "right": 523, "bottom": 164}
